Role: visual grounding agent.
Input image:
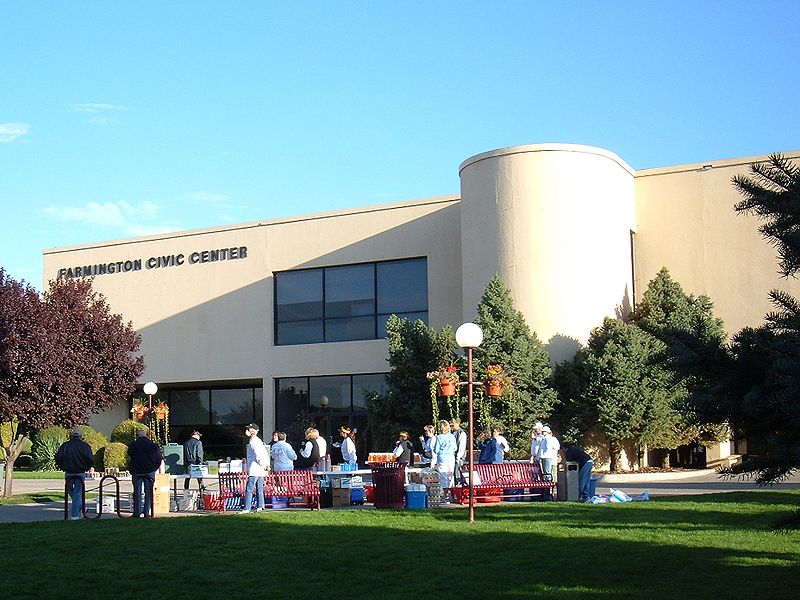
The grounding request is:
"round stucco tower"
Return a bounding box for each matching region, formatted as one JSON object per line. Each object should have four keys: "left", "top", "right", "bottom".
{"left": 459, "top": 144, "right": 637, "bottom": 362}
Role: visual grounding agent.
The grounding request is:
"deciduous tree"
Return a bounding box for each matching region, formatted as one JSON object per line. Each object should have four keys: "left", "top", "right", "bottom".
{"left": 0, "top": 271, "right": 143, "bottom": 496}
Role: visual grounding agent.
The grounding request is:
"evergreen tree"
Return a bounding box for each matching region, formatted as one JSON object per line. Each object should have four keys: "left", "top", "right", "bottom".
{"left": 474, "top": 275, "right": 557, "bottom": 457}
{"left": 366, "top": 315, "right": 455, "bottom": 451}
{"left": 630, "top": 268, "right": 729, "bottom": 464}
{"left": 714, "top": 154, "right": 800, "bottom": 487}
{"left": 582, "top": 318, "right": 671, "bottom": 471}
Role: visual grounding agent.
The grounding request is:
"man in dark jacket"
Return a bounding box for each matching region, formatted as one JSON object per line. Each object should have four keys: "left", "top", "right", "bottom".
{"left": 128, "top": 429, "right": 163, "bottom": 517}
{"left": 183, "top": 430, "right": 204, "bottom": 490}
{"left": 55, "top": 428, "right": 95, "bottom": 520}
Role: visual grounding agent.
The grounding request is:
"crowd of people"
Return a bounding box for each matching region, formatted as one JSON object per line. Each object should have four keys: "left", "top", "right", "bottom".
{"left": 56, "top": 417, "right": 594, "bottom": 519}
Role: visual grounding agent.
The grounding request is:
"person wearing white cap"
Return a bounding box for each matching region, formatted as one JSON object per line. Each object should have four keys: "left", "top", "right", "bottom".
{"left": 530, "top": 422, "right": 544, "bottom": 469}
{"left": 539, "top": 425, "right": 560, "bottom": 483}
{"left": 242, "top": 423, "right": 270, "bottom": 513}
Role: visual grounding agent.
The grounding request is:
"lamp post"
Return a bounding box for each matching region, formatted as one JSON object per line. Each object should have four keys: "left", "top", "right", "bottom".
{"left": 143, "top": 381, "right": 158, "bottom": 411}
{"left": 319, "top": 395, "right": 329, "bottom": 409}
{"left": 455, "top": 322, "right": 483, "bottom": 524}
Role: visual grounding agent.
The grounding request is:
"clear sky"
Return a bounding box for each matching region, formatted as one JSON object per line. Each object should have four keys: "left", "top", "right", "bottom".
{"left": 2, "top": 1, "right": 799, "bottom": 289}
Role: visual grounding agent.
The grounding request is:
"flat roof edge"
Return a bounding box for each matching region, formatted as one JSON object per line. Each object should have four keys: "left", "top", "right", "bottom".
{"left": 42, "top": 194, "right": 460, "bottom": 255}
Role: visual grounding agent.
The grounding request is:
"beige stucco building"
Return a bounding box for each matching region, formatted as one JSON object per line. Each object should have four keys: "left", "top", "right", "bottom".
{"left": 42, "top": 144, "right": 800, "bottom": 463}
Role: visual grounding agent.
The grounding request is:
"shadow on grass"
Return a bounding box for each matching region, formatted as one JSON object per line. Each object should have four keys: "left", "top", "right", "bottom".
{"left": 2, "top": 494, "right": 798, "bottom": 599}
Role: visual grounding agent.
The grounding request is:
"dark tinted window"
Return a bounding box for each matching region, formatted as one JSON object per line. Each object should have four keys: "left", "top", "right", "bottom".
{"left": 274, "top": 258, "right": 427, "bottom": 345}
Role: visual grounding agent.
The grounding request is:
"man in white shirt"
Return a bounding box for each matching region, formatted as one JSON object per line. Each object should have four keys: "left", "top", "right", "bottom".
{"left": 242, "top": 423, "right": 270, "bottom": 513}
{"left": 530, "top": 421, "right": 544, "bottom": 467}
{"left": 539, "top": 425, "right": 560, "bottom": 482}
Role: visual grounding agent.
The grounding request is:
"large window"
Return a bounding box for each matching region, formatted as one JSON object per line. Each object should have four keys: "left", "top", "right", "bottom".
{"left": 153, "top": 385, "right": 263, "bottom": 459}
{"left": 275, "top": 257, "right": 427, "bottom": 345}
{"left": 275, "top": 373, "right": 388, "bottom": 462}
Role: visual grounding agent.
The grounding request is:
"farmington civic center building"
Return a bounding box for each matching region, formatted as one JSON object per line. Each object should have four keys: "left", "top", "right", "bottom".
{"left": 42, "top": 144, "right": 800, "bottom": 465}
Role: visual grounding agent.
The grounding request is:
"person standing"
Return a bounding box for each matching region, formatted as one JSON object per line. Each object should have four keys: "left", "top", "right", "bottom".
{"left": 183, "top": 430, "right": 204, "bottom": 491}
{"left": 530, "top": 421, "right": 544, "bottom": 468}
{"left": 563, "top": 444, "right": 594, "bottom": 501}
{"left": 339, "top": 426, "right": 357, "bottom": 467}
{"left": 492, "top": 426, "right": 510, "bottom": 461}
{"left": 392, "top": 431, "right": 414, "bottom": 463}
{"left": 55, "top": 428, "right": 95, "bottom": 520}
{"left": 296, "top": 427, "right": 321, "bottom": 470}
{"left": 431, "top": 420, "right": 457, "bottom": 500}
{"left": 270, "top": 432, "right": 297, "bottom": 471}
{"left": 451, "top": 419, "right": 467, "bottom": 483}
{"left": 477, "top": 430, "right": 503, "bottom": 465}
{"left": 418, "top": 424, "right": 436, "bottom": 466}
{"left": 128, "top": 429, "right": 164, "bottom": 518}
{"left": 242, "top": 423, "right": 270, "bottom": 513}
{"left": 539, "top": 425, "right": 560, "bottom": 483}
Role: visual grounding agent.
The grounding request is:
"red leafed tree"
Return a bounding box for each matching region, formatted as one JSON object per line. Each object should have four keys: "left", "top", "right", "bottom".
{"left": 0, "top": 270, "right": 143, "bottom": 496}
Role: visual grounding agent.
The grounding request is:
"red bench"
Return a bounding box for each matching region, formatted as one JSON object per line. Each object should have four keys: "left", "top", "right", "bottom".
{"left": 458, "top": 462, "right": 556, "bottom": 502}
{"left": 217, "top": 470, "right": 321, "bottom": 512}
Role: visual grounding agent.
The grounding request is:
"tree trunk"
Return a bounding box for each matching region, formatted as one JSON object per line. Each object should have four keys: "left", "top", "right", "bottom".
{"left": 609, "top": 440, "right": 621, "bottom": 473}
{"left": 1, "top": 434, "right": 28, "bottom": 498}
{"left": 661, "top": 451, "right": 671, "bottom": 470}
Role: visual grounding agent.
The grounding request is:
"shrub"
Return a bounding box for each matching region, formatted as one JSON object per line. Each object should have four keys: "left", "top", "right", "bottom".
{"left": 111, "top": 419, "right": 147, "bottom": 444}
{"left": 103, "top": 442, "right": 129, "bottom": 470}
{"left": 1, "top": 420, "right": 33, "bottom": 455}
{"left": 94, "top": 447, "right": 105, "bottom": 471}
{"left": 31, "top": 426, "right": 69, "bottom": 471}
{"left": 77, "top": 425, "right": 109, "bottom": 455}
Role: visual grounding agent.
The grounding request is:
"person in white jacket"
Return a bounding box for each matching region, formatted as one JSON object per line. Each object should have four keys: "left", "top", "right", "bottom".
{"left": 242, "top": 423, "right": 270, "bottom": 513}
{"left": 539, "top": 425, "right": 560, "bottom": 482}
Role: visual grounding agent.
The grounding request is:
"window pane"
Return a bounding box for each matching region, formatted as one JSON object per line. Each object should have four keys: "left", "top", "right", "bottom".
{"left": 377, "top": 311, "right": 428, "bottom": 338}
{"left": 211, "top": 389, "right": 255, "bottom": 425}
{"left": 325, "top": 264, "right": 375, "bottom": 318}
{"left": 276, "top": 270, "right": 323, "bottom": 321}
{"left": 325, "top": 316, "right": 375, "bottom": 342}
{"left": 353, "top": 373, "right": 388, "bottom": 411}
{"left": 309, "top": 376, "right": 351, "bottom": 413}
{"left": 169, "top": 390, "right": 210, "bottom": 426}
{"left": 377, "top": 259, "right": 427, "bottom": 314}
{"left": 277, "top": 320, "right": 324, "bottom": 345}
{"left": 276, "top": 378, "right": 309, "bottom": 447}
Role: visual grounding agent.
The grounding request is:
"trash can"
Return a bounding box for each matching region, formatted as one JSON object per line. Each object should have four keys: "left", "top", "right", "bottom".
{"left": 557, "top": 461, "right": 579, "bottom": 501}
{"left": 370, "top": 462, "right": 406, "bottom": 508}
{"left": 161, "top": 443, "right": 184, "bottom": 474}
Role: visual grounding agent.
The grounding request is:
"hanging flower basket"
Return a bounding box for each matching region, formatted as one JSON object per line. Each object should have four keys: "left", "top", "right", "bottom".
{"left": 153, "top": 401, "right": 169, "bottom": 420}
{"left": 485, "top": 381, "right": 503, "bottom": 397}
{"left": 439, "top": 378, "right": 456, "bottom": 396}
{"left": 484, "top": 364, "right": 510, "bottom": 397}
{"left": 131, "top": 400, "right": 149, "bottom": 421}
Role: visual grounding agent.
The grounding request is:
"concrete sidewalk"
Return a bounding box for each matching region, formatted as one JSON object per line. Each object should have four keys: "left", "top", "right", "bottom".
{"left": 2, "top": 470, "right": 798, "bottom": 523}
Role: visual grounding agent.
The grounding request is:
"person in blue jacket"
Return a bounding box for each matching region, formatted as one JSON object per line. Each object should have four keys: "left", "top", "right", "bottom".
{"left": 478, "top": 430, "right": 503, "bottom": 464}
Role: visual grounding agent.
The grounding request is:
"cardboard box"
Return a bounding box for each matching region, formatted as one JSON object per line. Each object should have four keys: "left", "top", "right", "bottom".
{"left": 332, "top": 488, "right": 350, "bottom": 507}
{"left": 153, "top": 473, "right": 171, "bottom": 514}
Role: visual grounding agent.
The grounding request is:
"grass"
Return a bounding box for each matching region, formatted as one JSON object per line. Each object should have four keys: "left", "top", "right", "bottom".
{"left": 0, "top": 492, "right": 66, "bottom": 504}
{"left": 8, "top": 470, "right": 62, "bottom": 479}
{"left": 1, "top": 491, "right": 798, "bottom": 599}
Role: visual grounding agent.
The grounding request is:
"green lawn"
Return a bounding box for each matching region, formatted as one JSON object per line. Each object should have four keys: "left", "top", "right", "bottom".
{"left": 2, "top": 491, "right": 798, "bottom": 599}
{"left": 8, "top": 470, "right": 62, "bottom": 479}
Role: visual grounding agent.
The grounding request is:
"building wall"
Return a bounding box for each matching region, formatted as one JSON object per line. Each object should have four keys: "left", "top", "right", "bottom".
{"left": 634, "top": 152, "right": 800, "bottom": 336}
{"left": 459, "top": 144, "right": 636, "bottom": 362}
{"left": 41, "top": 144, "right": 800, "bottom": 444}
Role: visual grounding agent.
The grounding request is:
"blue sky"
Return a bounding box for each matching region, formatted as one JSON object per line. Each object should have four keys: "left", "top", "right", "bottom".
{"left": 2, "top": 2, "right": 799, "bottom": 289}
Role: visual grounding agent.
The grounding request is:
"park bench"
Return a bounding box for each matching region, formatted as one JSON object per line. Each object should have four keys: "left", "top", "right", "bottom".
{"left": 457, "top": 462, "right": 556, "bottom": 502}
{"left": 217, "top": 470, "right": 320, "bottom": 512}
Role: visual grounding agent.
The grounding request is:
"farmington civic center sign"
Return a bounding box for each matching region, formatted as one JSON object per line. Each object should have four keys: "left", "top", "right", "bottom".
{"left": 56, "top": 245, "right": 248, "bottom": 280}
